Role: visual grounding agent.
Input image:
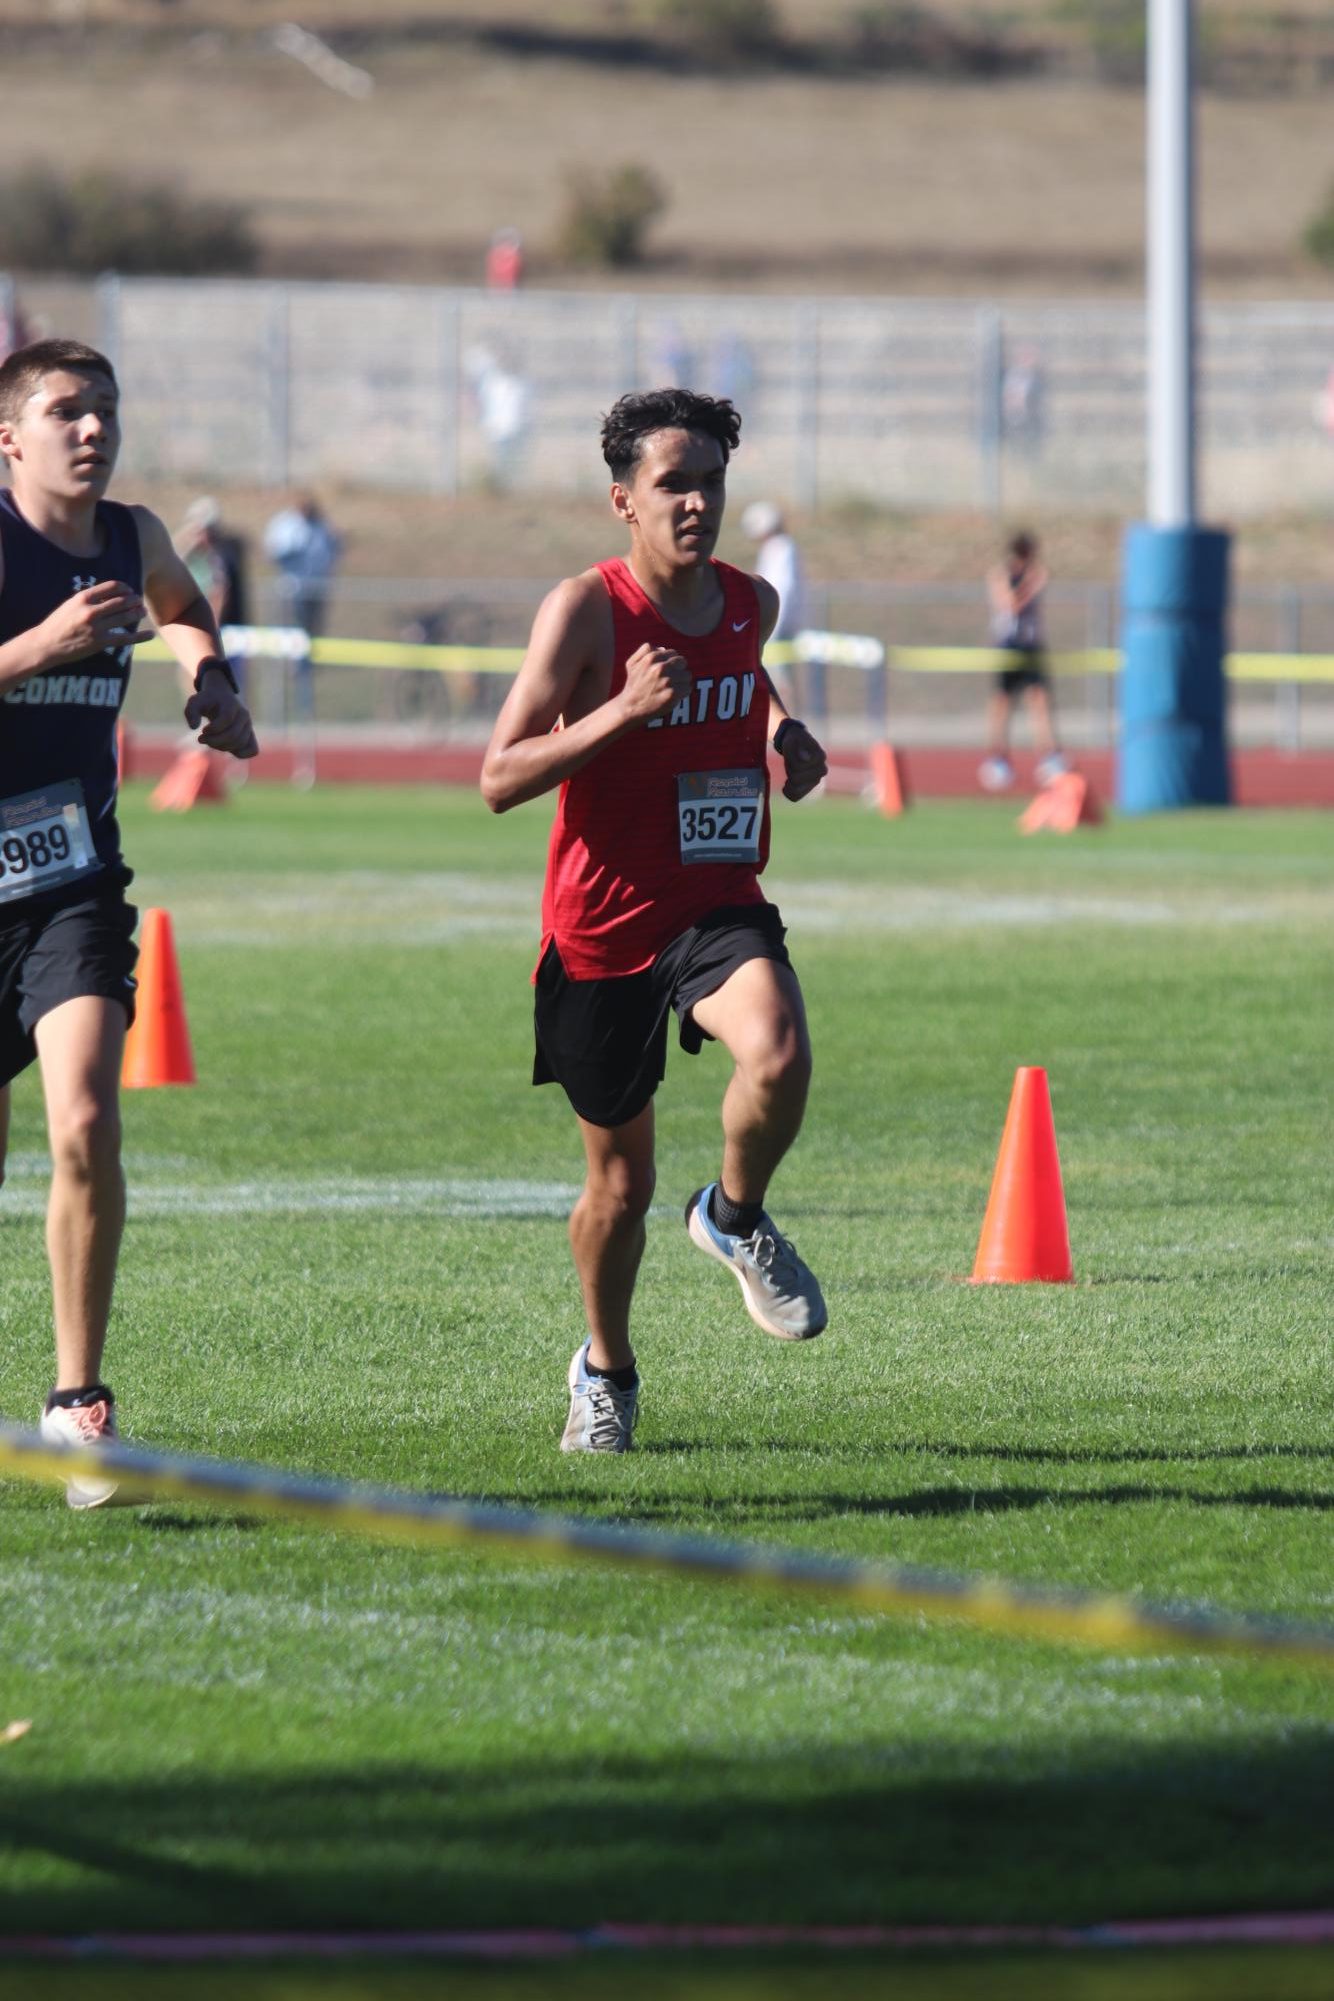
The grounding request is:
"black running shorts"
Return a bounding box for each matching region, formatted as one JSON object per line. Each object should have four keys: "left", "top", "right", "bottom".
{"left": 533, "top": 902, "right": 792, "bottom": 1129}
{"left": 0, "top": 889, "right": 139, "bottom": 1088}
{"left": 996, "top": 649, "right": 1049, "bottom": 695}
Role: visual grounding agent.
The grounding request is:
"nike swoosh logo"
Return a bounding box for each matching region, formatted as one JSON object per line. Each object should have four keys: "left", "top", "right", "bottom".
{"left": 732, "top": 620, "right": 751, "bottom": 633}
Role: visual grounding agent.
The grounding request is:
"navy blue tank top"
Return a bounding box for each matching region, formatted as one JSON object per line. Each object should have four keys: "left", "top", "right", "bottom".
{"left": 0, "top": 487, "right": 142, "bottom": 894}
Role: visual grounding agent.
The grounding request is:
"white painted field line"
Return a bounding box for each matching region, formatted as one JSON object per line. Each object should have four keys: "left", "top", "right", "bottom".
{"left": 0, "top": 1173, "right": 580, "bottom": 1220}
{"left": 144, "top": 871, "right": 1331, "bottom": 949}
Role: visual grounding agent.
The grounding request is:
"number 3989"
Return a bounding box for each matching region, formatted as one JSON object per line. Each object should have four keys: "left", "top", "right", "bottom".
{"left": 0, "top": 823, "right": 70, "bottom": 878}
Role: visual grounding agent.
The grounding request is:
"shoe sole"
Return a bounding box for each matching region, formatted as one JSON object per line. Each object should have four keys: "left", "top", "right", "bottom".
{"left": 65, "top": 1479, "right": 123, "bottom": 1510}
{"left": 685, "top": 1189, "right": 826, "bottom": 1342}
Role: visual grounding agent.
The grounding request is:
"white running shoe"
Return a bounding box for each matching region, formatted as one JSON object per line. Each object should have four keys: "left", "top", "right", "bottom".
{"left": 978, "top": 755, "right": 1016, "bottom": 793}
{"left": 560, "top": 1340, "right": 639, "bottom": 1454}
{"left": 686, "top": 1185, "right": 827, "bottom": 1342}
{"left": 1036, "top": 752, "right": 1071, "bottom": 786}
{"left": 39, "top": 1393, "right": 122, "bottom": 1510}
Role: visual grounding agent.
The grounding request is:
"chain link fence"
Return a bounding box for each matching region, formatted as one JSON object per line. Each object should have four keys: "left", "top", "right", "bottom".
{"left": 69, "top": 276, "right": 1334, "bottom": 518}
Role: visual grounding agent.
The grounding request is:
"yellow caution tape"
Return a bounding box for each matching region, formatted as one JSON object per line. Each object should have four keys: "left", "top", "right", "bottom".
{"left": 1, "top": 1425, "right": 1330, "bottom": 1669}
{"left": 133, "top": 633, "right": 1334, "bottom": 684}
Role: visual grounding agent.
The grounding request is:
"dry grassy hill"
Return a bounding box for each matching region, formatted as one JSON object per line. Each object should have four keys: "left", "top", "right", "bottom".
{"left": 0, "top": 1, "right": 1332, "bottom": 294}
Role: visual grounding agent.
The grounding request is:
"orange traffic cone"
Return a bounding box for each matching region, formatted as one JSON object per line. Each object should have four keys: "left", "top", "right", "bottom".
{"left": 1019, "top": 771, "right": 1102, "bottom": 834}
{"left": 122, "top": 909, "right": 196, "bottom": 1088}
{"left": 150, "top": 748, "right": 230, "bottom": 813}
{"left": 971, "top": 1067, "right": 1073, "bottom": 1283}
{"left": 869, "top": 741, "right": 910, "bottom": 817}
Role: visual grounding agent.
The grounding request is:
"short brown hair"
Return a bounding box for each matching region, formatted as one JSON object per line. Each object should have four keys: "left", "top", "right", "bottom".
{"left": 0, "top": 339, "right": 117, "bottom": 425}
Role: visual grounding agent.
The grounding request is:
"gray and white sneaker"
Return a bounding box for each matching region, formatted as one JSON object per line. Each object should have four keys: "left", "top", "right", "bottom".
{"left": 686, "top": 1184, "right": 827, "bottom": 1341}
{"left": 560, "top": 1339, "right": 639, "bottom": 1454}
{"left": 39, "top": 1391, "right": 122, "bottom": 1510}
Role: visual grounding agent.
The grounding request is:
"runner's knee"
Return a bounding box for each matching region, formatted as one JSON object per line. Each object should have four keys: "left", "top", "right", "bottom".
{"left": 583, "top": 1152, "right": 656, "bottom": 1229}
{"left": 48, "top": 1095, "right": 122, "bottom": 1182}
{"left": 735, "top": 1023, "right": 810, "bottom": 1101}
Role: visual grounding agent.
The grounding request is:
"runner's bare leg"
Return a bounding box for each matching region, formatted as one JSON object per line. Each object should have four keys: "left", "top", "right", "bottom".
{"left": 689, "top": 957, "right": 811, "bottom": 1210}
{"left": 34, "top": 997, "right": 127, "bottom": 1392}
{"left": 1024, "top": 682, "right": 1060, "bottom": 759}
{"left": 570, "top": 1100, "right": 655, "bottom": 1373}
{"left": 986, "top": 688, "right": 1013, "bottom": 758}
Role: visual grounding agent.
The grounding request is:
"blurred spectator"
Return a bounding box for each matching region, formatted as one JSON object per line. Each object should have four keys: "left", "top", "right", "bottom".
{"left": 177, "top": 496, "right": 251, "bottom": 696}
{"left": 464, "top": 344, "right": 531, "bottom": 489}
{"left": 741, "top": 499, "right": 819, "bottom": 720}
{"left": 485, "top": 228, "right": 525, "bottom": 291}
{"left": 263, "top": 492, "right": 341, "bottom": 639}
{"left": 653, "top": 319, "right": 694, "bottom": 391}
{"left": 0, "top": 290, "right": 34, "bottom": 364}
{"left": 264, "top": 493, "right": 342, "bottom": 733}
{"left": 1002, "top": 344, "right": 1046, "bottom": 459}
{"left": 980, "top": 530, "right": 1066, "bottom": 792}
{"left": 710, "top": 330, "right": 755, "bottom": 407}
{"left": 1315, "top": 363, "right": 1334, "bottom": 445}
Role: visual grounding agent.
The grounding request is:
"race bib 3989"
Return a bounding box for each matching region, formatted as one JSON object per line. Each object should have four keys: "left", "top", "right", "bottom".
{"left": 0, "top": 781, "right": 101, "bottom": 906}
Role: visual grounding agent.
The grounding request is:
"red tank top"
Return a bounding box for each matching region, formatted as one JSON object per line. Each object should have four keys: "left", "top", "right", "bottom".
{"left": 539, "top": 556, "right": 771, "bottom": 979}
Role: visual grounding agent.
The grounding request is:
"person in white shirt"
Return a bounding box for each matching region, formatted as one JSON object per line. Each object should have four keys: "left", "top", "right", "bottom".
{"left": 741, "top": 501, "right": 809, "bottom": 715}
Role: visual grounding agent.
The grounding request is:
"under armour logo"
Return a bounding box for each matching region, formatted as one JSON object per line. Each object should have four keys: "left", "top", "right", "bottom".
{"left": 71, "top": 575, "right": 97, "bottom": 592}
{"left": 732, "top": 619, "right": 751, "bottom": 633}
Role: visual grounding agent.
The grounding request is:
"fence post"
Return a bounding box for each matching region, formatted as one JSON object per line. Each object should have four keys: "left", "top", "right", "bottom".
{"left": 976, "top": 306, "right": 1003, "bottom": 516}
{"left": 267, "top": 284, "right": 291, "bottom": 490}
{"left": 95, "top": 272, "right": 123, "bottom": 371}
{"left": 793, "top": 305, "right": 819, "bottom": 513}
{"left": 438, "top": 291, "right": 460, "bottom": 497}
{"left": 618, "top": 299, "right": 639, "bottom": 393}
{"left": 1277, "top": 585, "right": 1302, "bottom": 752}
{"left": 1087, "top": 583, "right": 1115, "bottom": 746}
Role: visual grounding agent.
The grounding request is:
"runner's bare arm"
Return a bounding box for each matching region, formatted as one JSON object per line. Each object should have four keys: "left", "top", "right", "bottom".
{"left": 0, "top": 577, "right": 152, "bottom": 693}
{"left": 133, "top": 507, "right": 258, "bottom": 759}
{"left": 481, "top": 574, "right": 691, "bottom": 813}
{"left": 752, "top": 574, "right": 827, "bottom": 803}
{"left": 1011, "top": 562, "right": 1049, "bottom": 610}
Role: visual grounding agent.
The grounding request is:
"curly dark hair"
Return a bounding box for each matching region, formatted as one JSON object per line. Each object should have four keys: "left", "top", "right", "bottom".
{"left": 601, "top": 387, "right": 741, "bottom": 483}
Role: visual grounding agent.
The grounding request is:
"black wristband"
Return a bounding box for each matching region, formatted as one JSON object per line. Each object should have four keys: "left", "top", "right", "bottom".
{"left": 772, "top": 717, "right": 804, "bottom": 756}
{"left": 193, "top": 656, "right": 238, "bottom": 696}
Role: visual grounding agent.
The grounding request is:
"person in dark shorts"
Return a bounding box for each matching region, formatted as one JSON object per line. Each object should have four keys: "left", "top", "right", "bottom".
{"left": 482, "top": 387, "right": 829, "bottom": 1453}
{"left": 980, "top": 530, "right": 1067, "bottom": 792}
{"left": 0, "top": 338, "right": 258, "bottom": 1506}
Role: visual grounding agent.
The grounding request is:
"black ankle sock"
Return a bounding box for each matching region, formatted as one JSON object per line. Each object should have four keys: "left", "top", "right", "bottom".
{"left": 710, "top": 1183, "right": 763, "bottom": 1239}
{"left": 45, "top": 1383, "right": 114, "bottom": 1414}
{"left": 585, "top": 1358, "right": 638, "bottom": 1391}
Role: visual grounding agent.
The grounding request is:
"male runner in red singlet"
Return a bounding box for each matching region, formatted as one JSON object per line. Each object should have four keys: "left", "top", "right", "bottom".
{"left": 482, "top": 388, "right": 828, "bottom": 1453}
{"left": 0, "top": 339, "right": 258, "bottom": 1505}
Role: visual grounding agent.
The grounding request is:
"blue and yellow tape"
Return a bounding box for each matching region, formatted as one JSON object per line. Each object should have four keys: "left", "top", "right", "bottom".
{"left": 2, "top": 1423, "right": 1330, "bottom": 1668}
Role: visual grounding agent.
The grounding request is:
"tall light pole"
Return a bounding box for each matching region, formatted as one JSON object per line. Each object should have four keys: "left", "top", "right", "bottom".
{"left": 1148, "top": 0, "right": 1194, "bottom": 526}
{"left": 1118, "top": 0, "right": 1231, "bottom": 813}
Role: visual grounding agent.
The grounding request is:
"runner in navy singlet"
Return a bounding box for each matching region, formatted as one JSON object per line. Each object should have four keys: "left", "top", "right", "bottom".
{"left": 0, "top": 338, "right": 258, "bottom": 1506}
{"left": 482, "top": 388, "right": 829, "bottom": 1454}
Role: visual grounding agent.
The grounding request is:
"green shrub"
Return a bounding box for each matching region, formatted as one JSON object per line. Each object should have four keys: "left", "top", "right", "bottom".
{"left": 1301, "top": 182, "right": 1334, "bottom": 269}
{"left": 556, "top": 163, "right": 667, "bottom": 269}
{"left": 851, "top": 4, "right": 1011, "bottom": 73}
{"left": 1053, "top": 0, "right": 1146, "bottom": 84}
{"left": 646, "top": 0, "right": 782, "bottom": 59}
{"left": 0, "top": 165, "right": 257, "bottom": 276}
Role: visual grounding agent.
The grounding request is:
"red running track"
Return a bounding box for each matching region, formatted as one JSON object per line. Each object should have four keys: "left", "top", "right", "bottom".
{"left": 121, "top": 734, "right": 1334, "bottom": 808}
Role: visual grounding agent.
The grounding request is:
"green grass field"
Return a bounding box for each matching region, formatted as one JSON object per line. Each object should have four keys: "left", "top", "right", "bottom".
{"left": 0, "top": 785, "right": 1330, "bottom": 1991}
